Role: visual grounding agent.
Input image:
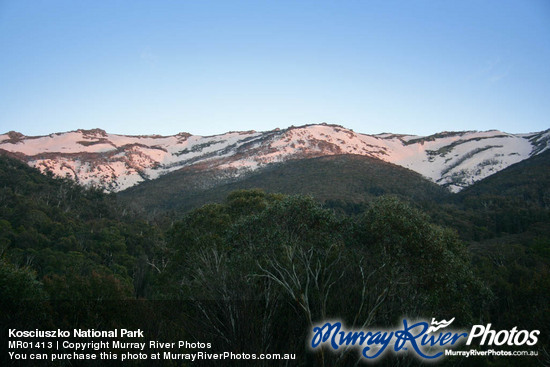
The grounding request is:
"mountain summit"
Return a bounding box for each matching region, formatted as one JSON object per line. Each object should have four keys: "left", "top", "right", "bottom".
{"left": 1, "top": 124, "right": 548, "bottom": 193}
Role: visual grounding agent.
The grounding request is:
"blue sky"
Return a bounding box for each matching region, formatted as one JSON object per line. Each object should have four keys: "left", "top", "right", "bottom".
{"left": 0, "top": 0, "right": 549, "bottom": 136}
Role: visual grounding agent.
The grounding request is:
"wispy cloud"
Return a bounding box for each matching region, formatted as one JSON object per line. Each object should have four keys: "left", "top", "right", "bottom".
{"left": 140, "top": 48, "right": 158, "bottom": 66}
{"left": 486, "top": 58, "right": 513, "bottom": 83}
{"left": 488, "top": 63, "right": 512, "bottom": 83}
{"left": 469, "top": 57, "right": 513, "bottom": 84}
{"left": 481, "top": 58, "right": 501, "bottom": 75}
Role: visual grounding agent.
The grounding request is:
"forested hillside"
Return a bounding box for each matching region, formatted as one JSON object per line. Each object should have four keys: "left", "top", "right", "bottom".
{"left": 1, "top": 154, "right": 549, "bottom": 366}
{"left": 0, "top": 156, "right": 164, "bottom": 299}
{"left": 118, "top": 154, "right": 451, "bottom": 216}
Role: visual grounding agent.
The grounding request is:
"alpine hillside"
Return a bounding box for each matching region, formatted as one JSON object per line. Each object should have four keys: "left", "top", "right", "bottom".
{"left": 1, "top": 124, "right": 548, "bottom": 193}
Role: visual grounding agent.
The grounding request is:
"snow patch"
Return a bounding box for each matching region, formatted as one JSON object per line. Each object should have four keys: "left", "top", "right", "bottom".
{"left": 1, "top": 125, "right": 546, "bottom": 193}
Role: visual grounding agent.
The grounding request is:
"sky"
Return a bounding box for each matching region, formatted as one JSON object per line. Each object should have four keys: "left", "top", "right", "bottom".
{"left": 0, "top": 0, "right": 549, "bottom": 137}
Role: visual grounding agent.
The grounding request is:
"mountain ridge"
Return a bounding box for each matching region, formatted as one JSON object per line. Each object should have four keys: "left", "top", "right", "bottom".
{"left": 1, "top": 123, "right": 548, "bottom": 193}
{"left": 118, "top": 153, "right": 452, "bottom": 214}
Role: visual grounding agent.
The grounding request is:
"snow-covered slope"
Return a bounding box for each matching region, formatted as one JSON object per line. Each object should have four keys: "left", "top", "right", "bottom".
{"left": 1, "top": 124, "right": 548, "bottom": 192}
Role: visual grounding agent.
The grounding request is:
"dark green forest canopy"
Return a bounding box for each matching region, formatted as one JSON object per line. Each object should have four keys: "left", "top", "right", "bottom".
{"left": 1, "top": 153, "right": 549, "bottom": 366}
{"left": 0, "top": 155, "right": 162, "bottom": 299}
{"left": 117, "top": 154, "right": 452, "bottom": 215}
